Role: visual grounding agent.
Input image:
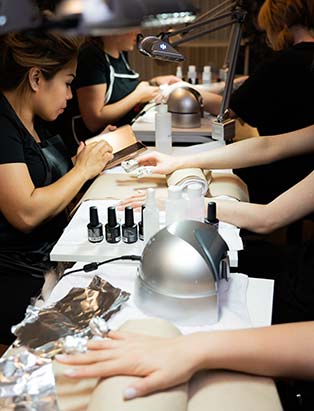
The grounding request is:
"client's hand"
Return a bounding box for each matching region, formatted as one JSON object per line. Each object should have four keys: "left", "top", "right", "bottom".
{"left": 116, "top": 189, "right": 167, "bottom": 211}
{"left": 56, "top": 331, "right": 198, "bottom": 400}
{"left": 117, "top": 190, "right": 146, "bottom": 210}
{"left": 152, "top": 75, "right": 181, "bottom": 86}
{"left": 136, "top": 151, "right": 183, "bottom": 175}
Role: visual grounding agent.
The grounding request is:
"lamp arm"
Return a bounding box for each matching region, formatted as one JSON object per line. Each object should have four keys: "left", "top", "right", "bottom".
{"left": 164, "top": 11, "right": 234, "bottom": 41}
{"left": 171, "top": 18, "right": 237, "bottom": 47}
{"left": 192, "top": 0, "right": 236, "bottom": 25}
{"left": 218, "top": 20, "right": 243, "bottom": 122}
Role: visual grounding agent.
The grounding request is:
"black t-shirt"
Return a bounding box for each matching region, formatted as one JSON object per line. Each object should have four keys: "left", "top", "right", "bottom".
{"left": 230, "top": 42, "right": 314, "bottom": 135}
{"left": 75, "top": 42, "right": 139, "bottom": 103}
{"left": 54, "top": 42, "right": 142, "bottom": 155}
{"left": 74, "top": 42, "right": 141, "bottom": 126}
{"left": 0, "top": 93, "right": 68, "bottom": 266}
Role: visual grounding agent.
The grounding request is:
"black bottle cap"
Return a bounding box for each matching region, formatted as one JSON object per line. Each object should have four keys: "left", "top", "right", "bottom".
{"left": 89, "top": 206, "right": 100, "bottom": 226}
{"left": 207, "top": 202, "right": 218, "bottom": 223}
{"left": 107, "top": 206, "right": 117, "bottom": 227}
{"left": 140, "top": 205, "right": 145, "bottom": 222}
{"left": 125, "top": 206, "right": 134, "bottom": 227}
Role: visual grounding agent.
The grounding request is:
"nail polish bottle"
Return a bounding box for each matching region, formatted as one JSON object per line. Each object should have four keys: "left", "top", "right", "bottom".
{"left": 88, "top": 206, "right": 104, "bottom": 243}
{"left": 138, "top": 205, "right": 145, "bottom": 241}
{"left": 122, "top": 206, "right": 138, "bottom": 243}
{"left": 105, "top": 206, "right": 121, "bottom": 243}
{"left": 204, "top": 202, "right": 219, "bottom": 229}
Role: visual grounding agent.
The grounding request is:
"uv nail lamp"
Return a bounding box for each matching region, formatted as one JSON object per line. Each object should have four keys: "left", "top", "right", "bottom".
{"left": 135, "top": 220, "right": 229, "bottom": 326}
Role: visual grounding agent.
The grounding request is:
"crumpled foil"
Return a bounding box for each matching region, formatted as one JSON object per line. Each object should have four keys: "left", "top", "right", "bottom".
{"left": 121, "top": 158, "right": 139, "bottom": 172}
{"left": 0, "top": 278, "right": 128, "bottom": 410}
{"left": 89, "top": 316, "right": 110, "bottom": 338}
{"left": 12, "top": 276, "right": 130, "bottom": 354}
{"left": 131, "top": 166, "right": 154, "bottom": 178}
{"left": 0, "top": 350, "right": 59, "bottom": 411}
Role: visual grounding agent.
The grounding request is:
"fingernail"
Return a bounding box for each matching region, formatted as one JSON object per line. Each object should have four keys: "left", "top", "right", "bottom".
{"left": 64, "top": 368, "right": 77, "bottom": 376}
{"left": 123, "top": 387, "right": 137, "bottom": 400}
{"left": 55, "top": 354, "right": 67, "bottom": 360}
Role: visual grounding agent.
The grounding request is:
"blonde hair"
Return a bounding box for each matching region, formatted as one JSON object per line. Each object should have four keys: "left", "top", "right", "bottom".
{"left": 258, "top": 0, "right": 314, "bottom": 50}
{"left": 0, "top": 31, "right": 81, "bottom": 91}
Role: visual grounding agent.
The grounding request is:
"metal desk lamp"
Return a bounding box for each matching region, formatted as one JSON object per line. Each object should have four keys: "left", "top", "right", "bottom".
{"left": 137, "top": 0, "right": 248, "bottom": 142}
{"left": 1, "top": 1, "right": 245, "bottom": 141}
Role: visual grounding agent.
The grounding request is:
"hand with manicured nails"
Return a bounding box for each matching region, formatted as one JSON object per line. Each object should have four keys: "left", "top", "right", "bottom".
{"left": 136, "top": 151, "right": 183, "bottom": 175}
{"left": 152, "top": 75, "right": 181, "bottom": 86}
{"left": 56, "top": 331, "right": 198, "bottom": 400}
{"left": 74, "top": 140, "right": 113, "bottom": 180}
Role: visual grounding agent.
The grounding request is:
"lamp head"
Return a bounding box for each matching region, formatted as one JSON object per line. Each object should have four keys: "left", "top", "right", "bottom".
{"left": 137, "top": 34, "right": 184, "bottom": 62}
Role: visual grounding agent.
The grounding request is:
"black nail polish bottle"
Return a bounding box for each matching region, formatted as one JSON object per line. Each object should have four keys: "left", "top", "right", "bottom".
{"left": 204, "top": 202, "right": 219, "bottom": 229}
{"left": 105, "top": 206, "right": 121, "bottom": 243}
{"left": 138, "top": 205, "right": 145, "bottom": 241}
{"left": 122, "top": 206, "right": 138, "bottom": 243}
{"left": 88, "top": 206, "right": 104, "bottom": 243}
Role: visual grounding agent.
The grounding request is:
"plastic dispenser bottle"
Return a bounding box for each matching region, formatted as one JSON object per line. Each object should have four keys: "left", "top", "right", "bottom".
{"left": 143, "top": 188, "right": 159, "bottom": 243}
{"left": 186, "top": 183, "right": 205, "bottom": 222}
{"left": 187, "top": 65, "right": 198, "bottom": 85}
{"left": 204, "top": 201, "right": 219, "bottom": 229}
{"left": 202, "top": 65, "right": 212, "bottom": 86}
{"left": 176, "top": 66, "right": 183, "bottom": 80}
{"left": 155, "top": 103, "right": 172, "bottom": 154}
{"left": 165, "top": 185, "right": 186, "bottom": 226}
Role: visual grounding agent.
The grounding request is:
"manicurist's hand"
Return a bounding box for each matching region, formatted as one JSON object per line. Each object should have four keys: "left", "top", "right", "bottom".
{"left": 74, "top": 140, "right": 113, "bottom": 180}
{"left": 134, "top": 81, "right": 160, "bottom": 103}
{"left": 56, "top": 331, "right": 200, "bottom": 400}
{"left": 101, "top": 124, "right": 117, "bottom": 134}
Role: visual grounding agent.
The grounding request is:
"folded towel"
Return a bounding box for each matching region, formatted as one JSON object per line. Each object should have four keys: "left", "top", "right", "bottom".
{"left": 166, "top": 168, "right": 211, "bottom": 196}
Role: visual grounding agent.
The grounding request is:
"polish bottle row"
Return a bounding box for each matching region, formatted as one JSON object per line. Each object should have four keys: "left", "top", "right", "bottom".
{"left": 87, "top": 205, "right": 146, "bottom": 244}
{"left": 87, "top": 186, "right": 219, "bottom": 244}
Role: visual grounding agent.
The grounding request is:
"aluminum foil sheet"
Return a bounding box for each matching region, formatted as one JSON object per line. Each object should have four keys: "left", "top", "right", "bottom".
{"left": 121, "top": 158, "right": 139, "bottom": 172}
{"left": 12, "top": 276, "right": 130, "bottom": 353}
{"left": 131, "top": 166, "right": 154, "bottom": 178}
{"left": 0, "top": 350, "right": 59, "bottom": 411}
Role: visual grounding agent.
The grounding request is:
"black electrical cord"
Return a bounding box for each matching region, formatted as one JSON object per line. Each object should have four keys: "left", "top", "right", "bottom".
{"left": 60, "top": 255, "right": 142, "bottom": 278}
{"left": 130, "top": 103, "right": 158, "bottom": 125}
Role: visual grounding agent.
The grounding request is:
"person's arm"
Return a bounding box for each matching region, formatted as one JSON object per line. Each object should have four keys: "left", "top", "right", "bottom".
{"left": 150, "top": 75, "right": 181, "bottom": 86}
{"left": 136, "top": 125, "right": 314, "bottom": 175}
{"left": 0, "top": 141, "right": 113, "bottom": 232}
{"left": 213, "top": 169, "right": 314, "bottom": 233}
{"left": 199, "top": 91, "right": 223, "bottom": 115}
{"left": 77, "top": 81, "right": 160, "bottom": 133}
{"left": 57, "top": 321, "right": 314, "bottom": 399}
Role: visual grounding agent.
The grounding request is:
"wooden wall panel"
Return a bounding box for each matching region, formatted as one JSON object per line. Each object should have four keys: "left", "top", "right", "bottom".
{"left": 128, "top": 0, "right": 232, "bottom": 81}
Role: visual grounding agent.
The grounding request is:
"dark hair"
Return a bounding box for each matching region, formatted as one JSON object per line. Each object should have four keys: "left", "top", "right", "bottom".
{"left": 0, "top": 30, "right": 80, "bottom": 91}
{"left": 258, "top": 0, "right": 314, "bottom": 50}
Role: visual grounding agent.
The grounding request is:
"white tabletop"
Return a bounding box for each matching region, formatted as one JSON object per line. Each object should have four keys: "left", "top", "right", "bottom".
{"left": 133, "top": 114, "right": 214, "bottom": 144}
{"left": 46, "top": 261, "right": 274, "bottom": 332}
{"left": 50, "top": 199, "right": 243, "bottom": 267}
